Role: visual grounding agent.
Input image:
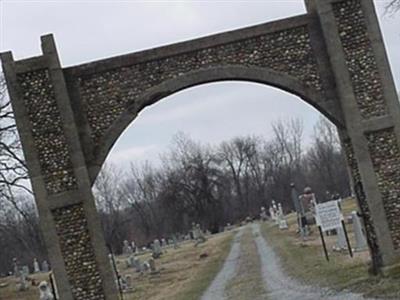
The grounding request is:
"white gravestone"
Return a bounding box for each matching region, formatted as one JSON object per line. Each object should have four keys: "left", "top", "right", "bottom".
{"left": 334, "top": 226, "right": 347, "bottom": 251}
{"left": 39, "top": 281, "right": 54, "bottom": 300}
{"left": 123, "top": 240, "right": 133, "bottom": 255}
{"left": 133, "top": 257, "right": 142, "bottom": 273}
{"left": 269, "top": 206, "right": 276, "bottom": 221}
{"left": 21, "top": 265, "right": 29, "bottom": 276}
{"left": 142, "top": 261, "right": 150, "bottom": 272}
{"left": 352, "top": 211, "right": 368, "bottom": 251}
{"left": 17, "top": 271, "right": 28, "bottom": 291}
{"left": 277, "top": 203, "right": 288, "bottom": 230}
{"left": 124, "top": 275, "right": 134, "bottom": 291}
{"left": 152, "top": 239, "right": 162, "bottom": 259}
{"left": 194, "top": 224, "right": 207, "bottom": 246}
{"left": 260, "top": 206, "right": 268, "bottom": 221}
{"left": 272, "top": 201, "right": 279, "bottom": 225}
{"left": 33, "top": 258, "right": 40, "bottom": 273}
{"left": 191, "top": 223, "right": 199, "bottom": 240}
{"left": 131, "top": 241, "right": 136, "bottom": 253}
{"left": 172, "top": 235, "right": 179, "bottom": 249}
{"left": 42, "top": 260, "right": 49, "bottom": 273}
{"left": 13, "top": 258, "right": 20, "bottom": 278}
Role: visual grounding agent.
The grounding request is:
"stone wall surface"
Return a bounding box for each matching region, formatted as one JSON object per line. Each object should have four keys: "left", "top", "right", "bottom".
{"left": 53, "top": 203, "right": 105, "bottom": 300}
{"left": 342, "top": 139, "right": 382, "bottom": 268}
{"left": 332, "top": 0, "right": 387, "bottom": 119}
{"left": 17, "top": 69, "right": 77, "bottom": 194}
{"left": 77, "top": 25, "right": 323, "bottom": 146}
{"left": 366, "top": 128, "right": 400, "bottom": 250}
{"left": 17, "top": 69, "right": 105, "bottom": 299}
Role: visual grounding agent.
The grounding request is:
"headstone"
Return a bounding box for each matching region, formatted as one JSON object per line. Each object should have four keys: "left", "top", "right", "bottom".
{"left": 38, "top": 281, "right": 54, "bottom": 300}
{"left": 42, "top": 260, "right": 49, "bottom": 273}
{"left": 21, "top": 265, "right": 29, "bottom": 276}
{"left": 126, "top": 254, "right": 135, "bottom": 268}
{"left": 17, "top": 271, "right": 28, "bottom": 292}
{"left": 172, "top": 235, "right": 179, "bottom": 249}
{"left": 191, "top": 222, "right": 199, "bottom": 240}
{"left": 118, "top": 276, "right": 128, "bottom": 291}
{"left": 124, "top": 275, "right": 134, "bottom": 292}
{"left": 142, "top": 261, "right": 150, "bottom": 272}
{"left": 260, "top": 206, "right": 268, "bottom": 221}
{"left": 272, "top": 200, "right": 279, "bottom": 225}
{"left": 269, "top": 206, "right": 276, "bottom": 221}
{"left": 161, "top": 238, "right": 167, "bottom": 248}
{"left": 152, "top": 239, "right": 162, "bottom": 259}
{"left": 13, "top": 258, "right": 20, "bottom": 278}
{"left": 131, "top": 241, "right": 136, "bottom": 253}
{"left": 123, "top": 240, "right": 133, "bottom": 255}
{"left": 277, "top": 203, "right": 288, "bottom": 230}
{"left": 133, "top": 257, "right": 142, "bottom": 273}
{"left": 33, "top": 258, "right": 40, "bottom": 273}
{"left": 194, "top": 224, "right": 207, "bottom": 246}
{"left": 352, "top": 211, "right": 368, "bottom": 251}
{"left": 333, "top": 226, "right": 347, "bottom": 251}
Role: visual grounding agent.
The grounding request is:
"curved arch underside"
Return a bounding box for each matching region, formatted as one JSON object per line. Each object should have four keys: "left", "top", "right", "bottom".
{"left": 62, "top": 14, "right": 345, "bottom": 183}
{"left": 89, "top": 65, "right": 342, "bottom": 183}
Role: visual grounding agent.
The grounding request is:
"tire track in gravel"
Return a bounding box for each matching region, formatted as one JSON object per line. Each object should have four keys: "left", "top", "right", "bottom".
{"left": 201, "top": 227, "right": 244, "bottom": 300}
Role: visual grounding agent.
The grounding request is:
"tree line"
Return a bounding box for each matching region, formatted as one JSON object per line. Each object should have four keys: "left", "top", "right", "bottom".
{"left": 94, "top": 117, "right": 350, "bottom": 254}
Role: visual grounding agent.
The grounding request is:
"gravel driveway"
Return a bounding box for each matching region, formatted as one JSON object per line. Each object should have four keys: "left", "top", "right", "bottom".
{"left": 202, "top": 223, "right": 374, "bottom": 300}
{"left": 201, "top": 228, "right": 244, "bottom": 300}
{"left": 252, "top": 223, "right": 373, "bottom": 300}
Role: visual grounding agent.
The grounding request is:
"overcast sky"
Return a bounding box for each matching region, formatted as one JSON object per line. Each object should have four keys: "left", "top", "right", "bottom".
{"left": 1, "top": 0, "right": 399, "bottom": 168}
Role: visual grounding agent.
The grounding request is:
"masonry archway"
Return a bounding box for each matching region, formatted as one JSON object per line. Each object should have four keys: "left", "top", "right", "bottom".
{"left": 2, "top": 0, "right": 400, "bottom": 299}
{"left": 90, "top": 65, "right": 343, "bottom": 184}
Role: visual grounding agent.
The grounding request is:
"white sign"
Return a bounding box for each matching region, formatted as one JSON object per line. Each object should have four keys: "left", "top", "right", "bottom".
{"left": 315, "top": 200, "right": 343, "bottom": 232}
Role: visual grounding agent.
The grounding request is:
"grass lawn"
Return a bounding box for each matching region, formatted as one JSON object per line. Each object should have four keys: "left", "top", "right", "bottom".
{"left": 0, "top": 231, "right": 235, "bottom": 300}
{"left": 260, "top": 197, "right": 400, "bottom": 299}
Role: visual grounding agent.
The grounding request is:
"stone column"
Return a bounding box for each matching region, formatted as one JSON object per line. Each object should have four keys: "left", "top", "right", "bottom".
{"left": 1, "top": 35, "right": 118, "bottom": 299}
{"left": 340, "top": 132, "right": 382, "bottom": 273}
{"left": 309, "top": 0, "right": 400, "bottom": 270}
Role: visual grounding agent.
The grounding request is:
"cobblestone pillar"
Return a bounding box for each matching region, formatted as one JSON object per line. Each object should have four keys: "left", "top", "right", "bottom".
{"left": 310, "top": 0, "right": 400, "bottom": 269}
{"left": 1, "top": 36, "right": 118, "bottom": 299}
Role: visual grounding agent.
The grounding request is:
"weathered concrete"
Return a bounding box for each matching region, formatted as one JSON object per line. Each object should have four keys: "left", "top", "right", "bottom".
{"left": 1, "top": 0, "right": 400, "bottom": 298}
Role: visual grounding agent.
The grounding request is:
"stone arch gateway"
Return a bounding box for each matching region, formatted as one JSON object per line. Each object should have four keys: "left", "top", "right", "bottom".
{"left": 1, "top": 0, "right": 400, "bottom": 299}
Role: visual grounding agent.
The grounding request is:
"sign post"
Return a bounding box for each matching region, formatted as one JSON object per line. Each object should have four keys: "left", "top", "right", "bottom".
{"left": 318, "top": 225, "right": 329, "bottom": 261}
{"left": 315, "top": 200, "right": 344, "bottom": 261}
{"left": 341, "top": 220, "right": 353, "bottom": 258}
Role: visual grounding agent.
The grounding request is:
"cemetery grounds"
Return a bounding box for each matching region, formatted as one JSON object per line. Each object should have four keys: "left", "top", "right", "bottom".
{"left": 0, "top": 231, "right": 234, "bottom": 300}
{"left": 2, "top": 198, "right": 400, "bottom": 299}
{"left": 261, "top": 197, "right": 400, "bottom": 299}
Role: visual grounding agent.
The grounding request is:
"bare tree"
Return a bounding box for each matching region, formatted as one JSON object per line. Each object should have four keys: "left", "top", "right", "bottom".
{"left": 386, "top": 0, "right": 400, "bottom": 14}
{"left": 306, "top": 117, "right": 350, "bottom": 200}
{"left": 0, "top": 72, "right": 44, "bottom": 274}
{"left": 93, "top": 163, "right": 130, "bottom": 252}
